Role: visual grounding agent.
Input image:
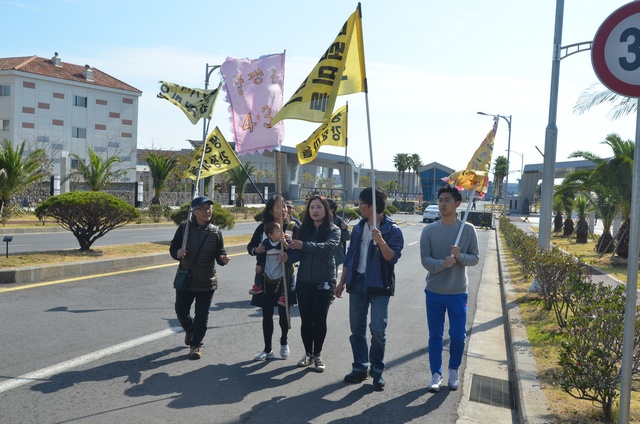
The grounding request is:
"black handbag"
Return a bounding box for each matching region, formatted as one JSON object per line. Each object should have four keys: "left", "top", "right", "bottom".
{"left": 173, "top": 229, "right": 209, "bottom": 290}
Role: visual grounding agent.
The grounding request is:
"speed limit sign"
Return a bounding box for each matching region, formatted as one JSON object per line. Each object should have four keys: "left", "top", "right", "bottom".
{"left": 592, "top": 2, "right": 640, "bottom": 97}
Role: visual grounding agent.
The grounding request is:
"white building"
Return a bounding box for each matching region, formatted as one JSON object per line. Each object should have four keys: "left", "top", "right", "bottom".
{"left": 0, "top": 53, "right": 142, "bottom": 182}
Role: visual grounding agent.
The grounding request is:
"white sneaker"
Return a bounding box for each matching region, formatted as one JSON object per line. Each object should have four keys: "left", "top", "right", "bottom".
{"left": 253, "top": 350, "right": 275, "bottom": 361}
{"left": 448, "top": 369, "right": 459, "bottom": 390}
{"left": 428, "top": 373, "right": 443, "bottom": 392}
{"left": 280, "top": 344, "right": 290, "bottom": 359}
{"left": 297, "top": 354, "right": 313, "bottom": 367}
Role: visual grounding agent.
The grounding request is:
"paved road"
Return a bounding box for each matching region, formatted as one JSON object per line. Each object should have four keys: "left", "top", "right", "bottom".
{"left": 0, "top": 221, "right": 258, "bottom": 254}
{"left": 0, "top": 213, "right": 492, "bottom": 423}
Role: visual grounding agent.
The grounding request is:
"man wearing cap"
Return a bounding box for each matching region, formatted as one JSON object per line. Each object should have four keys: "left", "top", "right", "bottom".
{"left": 285, "top": 201, "right": 301, "bottom": 226}
{"left": 170, "top": 196, "right": 230, "bottom": 360}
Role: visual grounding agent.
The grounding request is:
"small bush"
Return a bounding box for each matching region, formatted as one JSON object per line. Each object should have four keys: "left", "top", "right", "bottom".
{"left": 170, "top": 202, "right": 235, "bottom": 229}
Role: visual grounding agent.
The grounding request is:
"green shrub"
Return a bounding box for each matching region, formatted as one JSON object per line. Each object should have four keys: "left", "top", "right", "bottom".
{"left": 556, "top": 283, "right": 640, "bottom": 421}
{"left": 35, "top": 192, "right": 140, "bottom": 251}
{"left": 170, "top": 202, "right": 235, "bottom": 229}
{"left": 147, "top": 204, "right": 170, "bottom": 223}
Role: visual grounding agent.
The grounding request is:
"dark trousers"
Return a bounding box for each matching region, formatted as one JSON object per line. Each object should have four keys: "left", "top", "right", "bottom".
{"left": 175, "top": 289, "right": 215, "bottom": 347}
{"left": 297, "top": 286, "right": 333, "bottom": 356}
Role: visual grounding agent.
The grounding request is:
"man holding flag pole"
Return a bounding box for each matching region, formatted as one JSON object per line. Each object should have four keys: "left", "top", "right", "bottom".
{"left": 419, "top": 119, "right": 496, "bottom": 392}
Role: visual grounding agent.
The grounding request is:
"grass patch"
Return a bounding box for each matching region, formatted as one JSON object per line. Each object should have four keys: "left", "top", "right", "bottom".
{"left": 501, "top": 234, "right": 640, "bottom": 423}
{"left": 0, "top": 234, "right": 251, "bottom": 268}
{"left": 549, "top": 234, "right": 630, "bottom": 282}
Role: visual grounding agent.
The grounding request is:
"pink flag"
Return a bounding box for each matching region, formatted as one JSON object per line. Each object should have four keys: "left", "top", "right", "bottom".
{"left": 221, "top": 53, "right": 285, "bottom": 154}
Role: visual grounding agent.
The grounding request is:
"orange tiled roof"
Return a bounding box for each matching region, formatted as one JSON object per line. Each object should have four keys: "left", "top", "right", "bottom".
{"left": 0, "top": 55, "right": 142, "bottom": 94}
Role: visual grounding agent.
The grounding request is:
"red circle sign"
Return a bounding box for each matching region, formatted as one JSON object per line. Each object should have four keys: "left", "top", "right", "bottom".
{"left": 592, "top": 2, "right": 640, "bottom": 97}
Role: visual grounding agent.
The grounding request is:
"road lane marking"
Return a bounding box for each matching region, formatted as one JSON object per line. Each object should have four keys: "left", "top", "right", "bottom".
{"left": 0, "top": 326, "right": 183, "bottom": 394}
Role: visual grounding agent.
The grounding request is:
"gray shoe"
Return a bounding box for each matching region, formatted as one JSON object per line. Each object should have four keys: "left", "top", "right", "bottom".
{"left": 428, "top": 373, "right": 443, "bottom": 392}
{"left": 314, "top": 355, "right": 325, "bottom": 372}
{"left": 297, "top": 354, "right": 313, "bottom": 367}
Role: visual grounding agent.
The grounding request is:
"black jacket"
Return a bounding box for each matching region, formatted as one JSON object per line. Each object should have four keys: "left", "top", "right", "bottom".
{"left": 170, "top": 220, "right": 227, "bottom": 291}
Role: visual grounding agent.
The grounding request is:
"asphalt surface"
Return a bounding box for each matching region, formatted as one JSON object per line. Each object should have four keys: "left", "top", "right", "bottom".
{"left": 0, "top": 211, "right": 548, "bottom": 423}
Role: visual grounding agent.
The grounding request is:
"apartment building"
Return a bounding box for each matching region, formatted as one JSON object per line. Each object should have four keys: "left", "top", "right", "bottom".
{"left": 0, "top": 53, "right": 142, "bottom": 182}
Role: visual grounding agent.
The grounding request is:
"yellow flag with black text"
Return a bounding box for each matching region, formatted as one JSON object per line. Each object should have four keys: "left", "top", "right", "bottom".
{"left": 272, "top": 5, "right": 365, "bottom": 124}
{"left": 446, "top": 119, "right": 498, "bottom": 197}
{"left": 158, "top": 81, "right": 221, "bottom": 125}
{"left": 296, "top": 105, "right": 348, "bottom": 165}
{"left": 183, "top": 127, "right": 240, "bottom": 180}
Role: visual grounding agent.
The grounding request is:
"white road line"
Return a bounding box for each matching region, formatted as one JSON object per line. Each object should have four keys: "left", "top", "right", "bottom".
{"left": 408, "top": 241, "right": 418, "bottom": 246}
{"left": 0, "top": 326, "right": 182, "bottom": 394}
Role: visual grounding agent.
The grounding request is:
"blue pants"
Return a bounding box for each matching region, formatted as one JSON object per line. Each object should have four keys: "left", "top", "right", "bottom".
{"left": 349, "top": 273, "right": 390, "bottom": 377}
{"left": 425, "top": 290, "right": 467, "bottom": 375}
{"left": 175, "top": 289, "right": 215, "bottom": 347}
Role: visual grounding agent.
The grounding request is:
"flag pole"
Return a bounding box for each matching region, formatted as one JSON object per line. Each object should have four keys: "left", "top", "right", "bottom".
{"left": 275, "top": 146, "right": 291, "bottom": 329}
{"left": 181, "top": 140, "right": 209, "bottom": 251}
{"left": 364, "top": 86, "right": 378, "bottom": 231}
{"left": 181, "top": 67, "right": 221, "bottom": 251}
{"left": 342, "top": 101, "right": 349, "bottom": 220}
{"left": 452, "top": 181, "right": 479, "bottom": 250}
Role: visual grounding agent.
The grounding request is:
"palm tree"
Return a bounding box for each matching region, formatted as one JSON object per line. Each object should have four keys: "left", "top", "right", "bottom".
{"left": 392, "top": 153, "right": 410, "bottom": 194}
{"left": 0, "top": 139, "right": 49, "bottom": 213}
{"left": 561, "top": 164, "right": 617, "bottom": 252}
{"left": 226, "top": 162, "right": 256, "bottom": 207}
{"left": 146, "top": 152, "right": 179, "bottom": 205}
{"left": 409, "top": 153, "right": 422, "bottom": 194}
{"left": 573, "top": 196, "right": 589, "bottom": 243}
{"left": 492, "top": 155, "right": 508, "bottom": 204}
{"left": 554, "top": 183, "right": 576, "bottom": 237}
{"left": 66, "top": 147, "right": 128, "bottom": 191}
{"left": 553, "top": 195, "right": 564, "bottom": 233}
{"left": 574, "top": 83, "right": 636, "bottom": 120}
{"left": 567, "top": 133, "right": 633, "bottom": 256}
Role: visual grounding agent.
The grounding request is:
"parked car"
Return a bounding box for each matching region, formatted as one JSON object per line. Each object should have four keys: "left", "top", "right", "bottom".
{"left": 423, "top": 204, "right": 440, "bottom": 223}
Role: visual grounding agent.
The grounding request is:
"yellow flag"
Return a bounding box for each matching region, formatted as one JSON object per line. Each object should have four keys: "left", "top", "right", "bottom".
{"left": 158, "top": 81, "right": 221, "bottom": 125}
{"left": 272, "top": 5, "right": 365, "bottom": 124}
{"left": 296, "top": 105, "right": 348, "bottom": 165}
{"left": 446, "top": 119, "right": 498, "bottom": 196}
{"left": 183, "top": 127, "right": 240, "bottom": 180}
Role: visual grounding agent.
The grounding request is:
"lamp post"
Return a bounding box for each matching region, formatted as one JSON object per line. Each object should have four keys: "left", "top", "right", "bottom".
{"left": 478, "top": 112, "right": 512, "bottom": 215}
{"left": 508, "top": 149, "right": 524, "bottom": 196}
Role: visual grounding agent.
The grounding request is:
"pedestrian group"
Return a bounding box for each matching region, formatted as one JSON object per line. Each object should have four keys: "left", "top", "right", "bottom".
{"left": 170, "top": 185, "right": 478, "bottom": 392}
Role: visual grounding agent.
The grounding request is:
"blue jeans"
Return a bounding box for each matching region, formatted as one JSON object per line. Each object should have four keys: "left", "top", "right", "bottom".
{"left": 425, "top": 290, "right": 468, "bottom": 375}
{"left": 348, "top": 273, "right": 390, "bottom": 377}
{"left": 175, "top": 289, "right": 215, "bottom": 347}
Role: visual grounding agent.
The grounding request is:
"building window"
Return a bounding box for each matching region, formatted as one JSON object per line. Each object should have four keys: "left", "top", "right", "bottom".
{"left": 72, "top": 127, "right": 86, "bottom": 138}
{"left": 37, "top": 135, "right": 49, "bottom": 143}
{"left": 0, "top": 85, "right": 10, "bottom": 96}
{"left": 73, "top": 95, "right": 87, "bottom": 107}
{"left": 71, "top": 158, "right": 78, "bottom": 169}
{"left": 0, "top": 120, "right": 9, "bottom": 131}
{"left": 108, "top": 141, "right": 120, "bottom": 148}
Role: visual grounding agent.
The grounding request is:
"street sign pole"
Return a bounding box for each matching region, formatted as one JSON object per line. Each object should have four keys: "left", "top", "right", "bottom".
{"left": 592, "top": 4, "right": 640, "bottom": 422}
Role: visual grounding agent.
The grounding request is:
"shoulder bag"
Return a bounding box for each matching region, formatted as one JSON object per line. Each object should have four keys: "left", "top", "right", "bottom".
{"left": 173, "top": 228, "right": 209, "bottom": 290}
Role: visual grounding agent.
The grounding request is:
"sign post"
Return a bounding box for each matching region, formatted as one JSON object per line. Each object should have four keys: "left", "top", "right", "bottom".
{"left": 592, "top": 3, "right": 640, "bottom": 423}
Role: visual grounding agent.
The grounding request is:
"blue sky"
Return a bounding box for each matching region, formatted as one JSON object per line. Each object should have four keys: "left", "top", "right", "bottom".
{"left": 3, "top": 0, "right": 637, "bottom": 176}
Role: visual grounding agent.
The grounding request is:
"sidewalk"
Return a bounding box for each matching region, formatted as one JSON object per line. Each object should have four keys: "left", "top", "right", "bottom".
{"left": 457, "top": 221, "right": 553, "bottom": 423}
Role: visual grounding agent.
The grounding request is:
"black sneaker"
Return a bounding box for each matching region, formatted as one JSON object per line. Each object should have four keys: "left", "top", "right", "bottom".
{"left": 369, "top": 371, "right": 385, "bottom": 388}
{"left": 344, "top": 371, "right": 368, "bottom": 383}
{"left": 184, "top": 330, "right": 194, "bottom": 346}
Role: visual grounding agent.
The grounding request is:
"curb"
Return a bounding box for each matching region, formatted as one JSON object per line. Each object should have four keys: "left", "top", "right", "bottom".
{"left": 495, "top": 223, "right": 554, "bottom": 423}
{"left": 0, "top": 244, "right": 247, "bottom": 285}
{"left": 0, "top": 222, "right": 175, "bottom": 235}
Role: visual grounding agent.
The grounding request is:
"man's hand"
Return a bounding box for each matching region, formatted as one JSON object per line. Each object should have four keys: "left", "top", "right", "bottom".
{"left": 335, "top": 281, "right": 346, "bottom": 298}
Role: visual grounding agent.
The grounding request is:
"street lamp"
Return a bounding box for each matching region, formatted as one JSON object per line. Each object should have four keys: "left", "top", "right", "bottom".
{"left": 507, "top": 149, "right": 524, "bottom": 196}
{"left": 478, "top": 112, "right": 512, "bottom": 215}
